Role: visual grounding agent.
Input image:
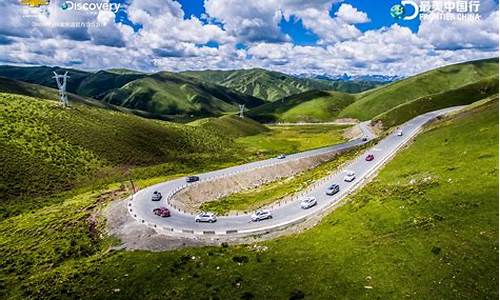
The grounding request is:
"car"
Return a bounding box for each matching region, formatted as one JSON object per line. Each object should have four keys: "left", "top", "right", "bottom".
{"left": 325, "top": 184, "right": 340, "bottom": 196}
{"left": 195, "top": 212, "right": 217, "bottom": 223}
{"left": 277, "top": 154, "right": 286, "bottom": 159}
{"left": 365, "top": 154, "right": 374, "bottom": 161}
{"left": 344, "top": 171, "right": 356, "bottom": 182}
{"left": 153, "top": 207, "right": 171, "bottom": 217}
{"left": 151, "top": 191, "right": 162, "bottom": 201}
{"left": 362, "top": 137, "right": 368, "bottom": 141}
{"left": 251, "top": 210, "right": 272, "bottom": 222}
{"left": 186, "top": 176, "right": 200, "bottom": 183}
{"left": 396, "top": 129, "right": 403, "bottom": 136}
{"left": 300, "top": 196, "right": 317, "bottom": 209}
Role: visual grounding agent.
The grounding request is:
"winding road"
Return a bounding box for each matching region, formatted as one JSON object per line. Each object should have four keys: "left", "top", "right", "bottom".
{"left": 128, "top": 107, "right": 461, "bottom": 238}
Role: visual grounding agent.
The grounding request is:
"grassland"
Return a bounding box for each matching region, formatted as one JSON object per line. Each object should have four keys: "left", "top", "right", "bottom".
{"left": 374, "top": 76, "right": 498, "bottom": 128}
{"left": 0, "top": 93, "right": 248, "bottom": 209}
{"left": 248, "top": 90, "right": 355, "bottom": 122}
{"left": 1, "top": 95, "right": 496, "bottom": 299}
{"left": 235, "top": 124, "right": 348, "bottom": 156}
{"left": 189, "top": 115, "right": 270, "bottom": 138}
{"left": 339, "top": 58, "right": 498, "bottom": 120}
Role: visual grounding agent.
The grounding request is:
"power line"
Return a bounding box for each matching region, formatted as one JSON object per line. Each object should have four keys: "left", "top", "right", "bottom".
{"left": 52, "top": 71, "right": 70, "bottom": 107}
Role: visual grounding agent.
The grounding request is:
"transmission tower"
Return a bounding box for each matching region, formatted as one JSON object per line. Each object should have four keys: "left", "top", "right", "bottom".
{"left": 52, "top": 71, "right": 70, "bottom": 107}
{"left": 239, "top": 104, "right": 245, "bottom": 118}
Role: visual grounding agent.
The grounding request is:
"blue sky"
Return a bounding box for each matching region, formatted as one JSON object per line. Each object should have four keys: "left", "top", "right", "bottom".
{"left": 0, "top": 0, "right": 498, "bottom": 75}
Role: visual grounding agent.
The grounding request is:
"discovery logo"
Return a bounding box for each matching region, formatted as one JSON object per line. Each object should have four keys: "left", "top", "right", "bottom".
{"left": 60, "top": 1, "right": 121, "bottom": 13}
{"left": 390, "top": 1, "right": 419, "bottom": 20}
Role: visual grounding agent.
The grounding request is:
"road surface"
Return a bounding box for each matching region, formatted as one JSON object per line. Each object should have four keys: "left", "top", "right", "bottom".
{"left": 128, "top": 107, "right": 461, "bottom": 237}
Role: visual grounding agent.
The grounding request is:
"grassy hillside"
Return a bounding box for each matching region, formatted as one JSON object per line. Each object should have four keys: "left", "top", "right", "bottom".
{"left": 189, "top": 115, "right": 269, "bottom": 138}
{"left": 182, "top": 68, "right": 381, "bottom": 101}
{"left": 0, "top": 93, "right": 244, "bottom": 203}
{"left": 249, "top": 90, "right": 355, "bottom": 122}
{"left": 1, "top": 96, "right": 496, "bottom": 299}
{"left": 102, "top": 72, "right": 265, "bottom": 117}
{"left": 0, "top": 66, "right": 265, "bottom": 118}
{"left": 339, "top": 58, "right": 499, "bottom": 120}
{"left": 374, "top": 76, "right": 499, "bottom": 128}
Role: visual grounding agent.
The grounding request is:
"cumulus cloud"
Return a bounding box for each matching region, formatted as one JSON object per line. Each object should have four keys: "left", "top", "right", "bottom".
{"left": 0, "top": 0, "right": 497, "bottom": 77}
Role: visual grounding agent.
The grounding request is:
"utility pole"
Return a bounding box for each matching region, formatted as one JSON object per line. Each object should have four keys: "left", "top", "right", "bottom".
{"left": 52, "top": 71, "right": 70, "bottom": 107}
{"left": 239, "top": 104, "right": 245, "bottom": 118}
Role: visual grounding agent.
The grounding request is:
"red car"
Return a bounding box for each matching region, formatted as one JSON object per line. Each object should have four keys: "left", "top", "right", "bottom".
{"left": 365, "top": 154, "right": 374, "bottom": 161}
{"left": 153, "top": 207, "right": 171, "bottom": 217}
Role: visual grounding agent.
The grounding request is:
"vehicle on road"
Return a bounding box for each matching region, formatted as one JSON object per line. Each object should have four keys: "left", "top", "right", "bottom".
{"left": 277, "top": 154, "right": 286, "bottom": 159}
{"left": 186, "top": 176, "right": 200, "bottom": 183}
{"left": 151, "top": 191, "right": 162, "bottom": 201}
{"left": 396, "top": 129, "right": 403, "bottom": 136}
{"left": 362, "top": 137, "right": 368, "bottom": 141}
{"left": 326, "top": 184, "right": 340, "bottom": 195}
{"left": 153, "top": 207, "right": 171, "bottom": 217}
{"left": 195, "top": 212, "right": 217, "bottom": 223}
{"left": 344, "top": 171, "right": 356, "bottom": 182}
{"left": 251, "top": 210, "right": 273, "bottom": 222}
{"left": 365, "top": 154, "right": 374, "bottom": 161}
{"left": 300, "top": 196, "right": 317, "bottom": 209}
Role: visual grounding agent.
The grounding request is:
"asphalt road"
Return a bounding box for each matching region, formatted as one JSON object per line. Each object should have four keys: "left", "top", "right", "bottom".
{"left": 128, "top": 107, "right": 461, "bottom": 237}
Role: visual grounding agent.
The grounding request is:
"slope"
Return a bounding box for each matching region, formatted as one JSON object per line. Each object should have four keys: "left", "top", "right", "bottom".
{"left": 182, "top": 68, "right": 381, "bottom": 101}
{"left": 3, "top": 96, "right": 497, "bottom": 300}
{"left": 248, "top": 90, "right": 355, "bottom": 122}
{"left": 189, "top": 114, "right": 269, "bottom": 138}
{"left": 0, "top": 92, "right": 243, "bottom": 202}
{"left": 0, "top": 66, "right": 265, "bottom": 118}
{"left": 339, "top": 57, "right": 499, "bottom": 120}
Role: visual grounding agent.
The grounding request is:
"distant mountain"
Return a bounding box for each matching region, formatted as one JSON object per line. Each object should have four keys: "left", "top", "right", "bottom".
{"left": 181, "top": 68, "right": 382, "bottom": 101}
{"left": 300, "top": 73, "right": 402, "bottom": 82}
{"left": 0, "top": 65, "right": 265, "bottom": 118}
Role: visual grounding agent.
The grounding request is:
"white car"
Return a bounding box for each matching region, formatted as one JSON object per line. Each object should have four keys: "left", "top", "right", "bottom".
{"left": 344, "top": 171, "right": 356, "bottom": 182}
{"left": 195, "top": 212, "right": 217, "bottom": 223}
{"left": 396, "top": 129, "right": 403, "bottom": 136}
{"left": 300, "top": 196, "right": 317, "bottom": 209}
{"left": 251, "top": 210, "right": 272, "bottom": 222}
{"left": 277, "top": 154, "right": 286, "bottom": 159}
{"left": 151, "top": 191, "right": 162, "bottom": 201}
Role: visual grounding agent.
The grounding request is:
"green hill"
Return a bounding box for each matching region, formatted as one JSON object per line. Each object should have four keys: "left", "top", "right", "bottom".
{"left": 339, "top": 58, "right": 499, "bottom": 120}
{"left": 182, "top": 68, "right": 381, "bottom": 101}
{"left": 189, "top": 115, "right": 269, "bottom": 138}
{"left": 0, "top": 66, "right": 265, "bottom": 118}
{"left": 248, "top": 90, "right": 355, "bottom": 122}
{"left": 0, "top": 92, "right": 244, "bottom": 202}
{"left": 374, "top": 76, "right": 499, "bottom": 128}
{"left": 101, "top": 72, "right": 265, "bottom": 117}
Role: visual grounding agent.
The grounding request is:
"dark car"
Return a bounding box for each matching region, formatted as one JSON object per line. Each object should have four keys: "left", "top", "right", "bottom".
{"left": 326, "top": 184, "right": 340, "bottom": 196}
{"left": 365, "top": 154, "right": 374, "bottom": 161}
{"left": 153, "top": 207, "right": 171, "bottom": 217}
{"left": 362, "top": 137, "right": 368, "bottom": 141}
{"left": 186, "top": 176, "right": 200, "bottom": 183}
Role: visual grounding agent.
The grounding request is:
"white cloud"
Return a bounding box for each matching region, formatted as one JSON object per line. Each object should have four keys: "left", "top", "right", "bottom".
{"left": 335, "top": 3, "right": 370, "bottom": 24}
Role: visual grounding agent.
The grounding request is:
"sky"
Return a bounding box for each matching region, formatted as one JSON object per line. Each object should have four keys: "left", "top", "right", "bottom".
{"left": 0, "top": 0, "right": 498, "bottom": 76}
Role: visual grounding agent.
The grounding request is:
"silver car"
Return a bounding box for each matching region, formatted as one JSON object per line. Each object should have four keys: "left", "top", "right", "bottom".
{"left": 251, "top": 210, "right": 272, "bottom": 222}
{"left": 344, "top": 171, "right": 356, "bottom": 182}
{"left": 195, "top": 212, "right": 217, "bottom": 223}
{"left": 151, "top": 191, "right": 162, "bottom": 201}
{"left": 300, "top": 196, "right": 317, "bottom": 209}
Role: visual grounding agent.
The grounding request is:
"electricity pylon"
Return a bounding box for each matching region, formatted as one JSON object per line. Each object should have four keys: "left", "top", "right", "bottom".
{"left": 53, "top": 71, "right": 70, "bottom": 107}
{"left": 239, "top": 104, "right": 245, "bottom": 118}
